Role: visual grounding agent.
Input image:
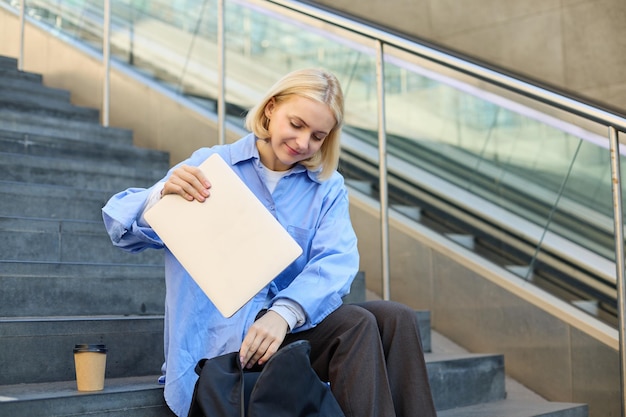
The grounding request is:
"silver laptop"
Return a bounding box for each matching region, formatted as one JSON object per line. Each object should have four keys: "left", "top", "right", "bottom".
{"left": 144, "top": 153, "right": 303, "bottom": 317}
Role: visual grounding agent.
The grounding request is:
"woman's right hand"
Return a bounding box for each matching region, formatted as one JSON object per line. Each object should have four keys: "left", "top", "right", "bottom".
{"left": 161, "top": 165, "right": 212, "bottom": 202}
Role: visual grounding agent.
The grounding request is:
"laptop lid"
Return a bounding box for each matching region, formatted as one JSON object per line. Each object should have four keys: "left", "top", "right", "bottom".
{"left": 144, "top": 153, "right": 303, "bottom": 318}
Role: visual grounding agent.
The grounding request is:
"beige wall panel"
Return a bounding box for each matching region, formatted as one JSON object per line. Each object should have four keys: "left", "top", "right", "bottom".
{"left": 399, "top": 229, "right": 618, "bottom": 416}
{"left": 561, "top": 0, "right": 626, "bottom": 94}
{"left": 439, "top": 10, "right": 565, "bottom": 86}
{"left": 109, "top": 75, "right": 154, "bottom": 145}
{"left": 349, "top": 197, "right": 436, "bottom": 310}
{"left": 309, "top": 0, "right": 626, "bottom": 111}
{"left": 428, "top": 0, "right": 560, "bottom": 39}
{"left": 570, "top": 327, "right": 621, "bottom": 417}
{"left": 389, "top": 224, "right": 434, "bottom": 310}
{"left": 348, "top": 200, "right": 383, "bottom": 295}
{"left": 431, "top": 250, "right": 574, "bottom": 400}
{"left": 561, "top": 0, "right": 591, "bottom": 6}
{"left": 316, "top": 0, "right": 433, "bottom": 39}
{"left": 581, "top": 82, "right": 626, "bottom": 114}
{"left": 39, "top": 46, "right": 103, "bottom": 108}
{"left": 108, "top": 70, "right": 219, "bottom": 165}
{"left": 0, "top": 10, "right": 20, "bottom": 58}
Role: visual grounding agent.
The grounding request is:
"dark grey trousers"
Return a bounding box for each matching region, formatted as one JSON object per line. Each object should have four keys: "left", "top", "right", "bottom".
{"left": 282, "top": 300, "right": 437, "bottom": 417}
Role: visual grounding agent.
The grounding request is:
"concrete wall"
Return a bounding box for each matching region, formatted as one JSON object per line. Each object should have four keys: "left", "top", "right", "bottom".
{"left": 309, "top": 0, "right": 626, "bottom": 113}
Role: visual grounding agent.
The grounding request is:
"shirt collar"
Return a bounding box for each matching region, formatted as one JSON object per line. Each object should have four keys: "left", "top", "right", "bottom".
{"left": 228, "top": 133, "right": 322, "bottom": 184}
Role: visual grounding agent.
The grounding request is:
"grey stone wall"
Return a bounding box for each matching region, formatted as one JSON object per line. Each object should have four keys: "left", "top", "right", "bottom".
{"left": 309, "top": 0, "right": 626, "bottom": 113}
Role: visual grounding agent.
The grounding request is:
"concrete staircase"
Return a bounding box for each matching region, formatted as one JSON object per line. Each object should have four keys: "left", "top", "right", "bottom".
{"left": 0, "top": 55, "right": 588, "bottom": 416}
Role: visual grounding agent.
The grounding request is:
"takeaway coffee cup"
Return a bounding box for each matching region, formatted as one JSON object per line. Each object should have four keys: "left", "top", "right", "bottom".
{"left": 73, "top": 344, "right": 107, "bottom": 391}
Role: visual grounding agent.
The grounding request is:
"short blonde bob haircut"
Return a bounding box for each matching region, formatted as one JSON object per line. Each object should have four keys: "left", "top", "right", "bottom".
{"left": 245, "top": 68, "right": 344, "bottom": 180}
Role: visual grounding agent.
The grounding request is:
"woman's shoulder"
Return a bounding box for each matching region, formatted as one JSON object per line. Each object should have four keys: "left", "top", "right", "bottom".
{"left": 316, "top": 167, "right": 345, "bottom": 184}
{"left": 185, "top": 134, "right": 253, "bottom": 166}
{"left": 307, "top": 169, "right": 347, "bottom": 197}
{"left": 186, "top": 147, "right": 216, "bottom": 165}
{"left": 326, "top": 170, "right": 346, "bottom": 186}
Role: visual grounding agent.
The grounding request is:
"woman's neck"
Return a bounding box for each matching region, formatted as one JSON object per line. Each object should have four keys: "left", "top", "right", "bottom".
{"left": 256, "top": 139, "right": 293, "bottom": 171}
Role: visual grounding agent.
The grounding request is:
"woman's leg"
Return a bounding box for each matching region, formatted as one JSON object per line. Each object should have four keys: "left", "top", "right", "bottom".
{"left": 356, "top": 300, "right": 437, "bottom": 417}
{"left": 282, "top": 304, "right": 396, "bottom": 417}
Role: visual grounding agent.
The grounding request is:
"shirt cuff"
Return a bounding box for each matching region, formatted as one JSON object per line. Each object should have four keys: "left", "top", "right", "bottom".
{"left": 269, "top": 299, "right": 306, "bottom": 332}
{"left": 138, "top": 183, "right": 165, "bottom": 227}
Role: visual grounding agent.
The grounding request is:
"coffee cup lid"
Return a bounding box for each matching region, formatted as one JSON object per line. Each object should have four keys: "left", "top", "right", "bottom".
{"left": 73, "top": 344, "right": 107, "bottom": 353}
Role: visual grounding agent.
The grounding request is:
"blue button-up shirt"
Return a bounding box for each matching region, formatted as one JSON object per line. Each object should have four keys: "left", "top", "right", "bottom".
{"left": 102, "top": 133, "right": 359, "bottom": 416}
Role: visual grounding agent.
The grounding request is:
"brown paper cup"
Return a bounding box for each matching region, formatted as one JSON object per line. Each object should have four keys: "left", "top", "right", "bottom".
{"left": 73, "top": 344, "right": 107, "bottom": 391}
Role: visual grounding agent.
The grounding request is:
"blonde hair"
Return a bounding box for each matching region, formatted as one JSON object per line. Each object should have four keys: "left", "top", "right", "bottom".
{"left": 245, "top": 68, "right": 344, "bottom": 180}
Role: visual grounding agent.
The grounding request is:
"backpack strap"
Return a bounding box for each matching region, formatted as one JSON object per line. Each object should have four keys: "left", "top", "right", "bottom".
{"left": 187, "top": 351, "right": 248, "bottom": 417}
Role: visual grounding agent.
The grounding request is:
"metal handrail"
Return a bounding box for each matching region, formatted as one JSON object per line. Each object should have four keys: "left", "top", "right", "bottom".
{"left": 102, "top": 0, "right": 111, "bottom": 127}
{"left": 18, "top": 0, "right": 24, "bottom": 70}
{"left": 216, "top": 0, "right": 225, "bottom": 146}
{"left": 375, "top": 39, "right": 390, "bottom": 301}
{"left": 610, "top": 125, "right": 626, "bottom": 417}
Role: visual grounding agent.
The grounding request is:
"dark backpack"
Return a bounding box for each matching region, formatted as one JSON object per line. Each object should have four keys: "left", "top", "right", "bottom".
{"left": 187, "top": 340, "right": 345, "bottom": 417}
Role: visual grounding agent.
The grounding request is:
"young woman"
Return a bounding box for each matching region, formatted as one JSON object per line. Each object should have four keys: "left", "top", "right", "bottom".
{"left": 102, "top": 68, "right": 436, "bottom": 417}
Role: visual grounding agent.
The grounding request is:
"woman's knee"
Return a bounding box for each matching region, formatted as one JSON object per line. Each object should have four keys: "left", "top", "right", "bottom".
{"left": 330, "top": 303, "right": 379, "bottom": 332}
{"left": 358, "top": 300, "right": 416, "bottom": 322}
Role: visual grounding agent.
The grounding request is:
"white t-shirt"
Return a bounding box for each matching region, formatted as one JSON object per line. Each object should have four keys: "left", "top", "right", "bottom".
{"left": 259, "top": 165, "right": 305, "bottom": 330}
{"left": 261, "top": 165, "right": 292, "bottom": 194}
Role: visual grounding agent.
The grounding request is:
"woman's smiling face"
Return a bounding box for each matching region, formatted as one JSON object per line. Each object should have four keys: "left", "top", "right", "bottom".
{"left": 258, "top": 95, "right": 337, "bottom": 171}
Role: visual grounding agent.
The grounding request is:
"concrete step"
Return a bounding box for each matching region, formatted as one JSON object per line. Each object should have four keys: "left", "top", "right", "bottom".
{"left": 429, "top": 331, "right": 589, "bottom": 416}
{"left": 0, "top": 316, "right": 164, "bottom": 385}
{"left": 0, "top": 65, "right": 93, "bottom": 119}
{"left": 0, "top": 66, "right": 43, "bottom": 83}
{"left": 0, "top": 94, "right": 100, "bottom": 122}
{"left": 0, "top": 260, "right": 373, "bottom": 318}
{"left": 0, "top": 216, "right": 164, "bottom": 265}
{"left": 0, "top": 376, "right": 175, "bottom": 417}
{"left": 417, "top": 310, "right": 431, "bottom": 353}
{"left": 0, "top": 152, "right": 164, "bottom": 191}
{"left": 437, "top": 399, "right": 588, "bottom": 416}
{"left": 0, "top": 261, "right": 165, "bottom": 317}
{"left": 0, "top": 55, "right": 18, "bottom": 69}
{"left": 426, "top": 352, "right": 505, "bottom": 410}
{"left": 0, "top": 76, "right": 71, "bottom": 102}
{"left": 0, "top": 181, "right": 111, "bottom": 221}
{"left": 0, "top": 81, "right": 70, "bottom": 103}
{"left": 0, "top": 128, "right": 170, "bottom": 169}
{"left": 0, "top": 362, "right": 586, "bottom": 417}
{"left": 0, "top": 353, "right": 502, "bottom": 416}
{"left": 0, "top": 109, "right": 134, "bottom": 146}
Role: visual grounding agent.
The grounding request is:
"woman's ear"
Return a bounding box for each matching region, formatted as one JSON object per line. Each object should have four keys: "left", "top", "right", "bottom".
{"left": 264, "top": 97, "right": 275, "bottom": 119}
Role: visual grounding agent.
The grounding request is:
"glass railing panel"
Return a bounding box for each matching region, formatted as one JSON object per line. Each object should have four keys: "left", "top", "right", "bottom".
{"left": 108, "top": 0, "right": 218, "bottom": 98}
{"left": 24, "top": 0, "right": 104, "bottom": 50}
{"left": 525, "top": 134, "right": 618, "bottom": 324}
{"left": 223, "top": 0, "right": 379, "bottom": 135}
{"left": 9, "top": 0, "right": 381, "bottom": 134}
{"left": 18, "top": 0, "right": 220, "bottom": 100}
{"left": 545, "top": 138, "right": 614, "bottom": 255}
{"left": 382, "top": 44, "right": 615, "bottom": 263}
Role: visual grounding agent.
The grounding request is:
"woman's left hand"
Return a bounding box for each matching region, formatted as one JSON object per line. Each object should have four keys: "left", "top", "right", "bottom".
{"left": 239, "top": 310, "right": 288, "bottom": 368}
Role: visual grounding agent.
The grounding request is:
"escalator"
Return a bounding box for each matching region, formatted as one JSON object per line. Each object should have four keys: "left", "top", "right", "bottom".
{"left": 339, "top": 125, "right": 618, "bottom": 326}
